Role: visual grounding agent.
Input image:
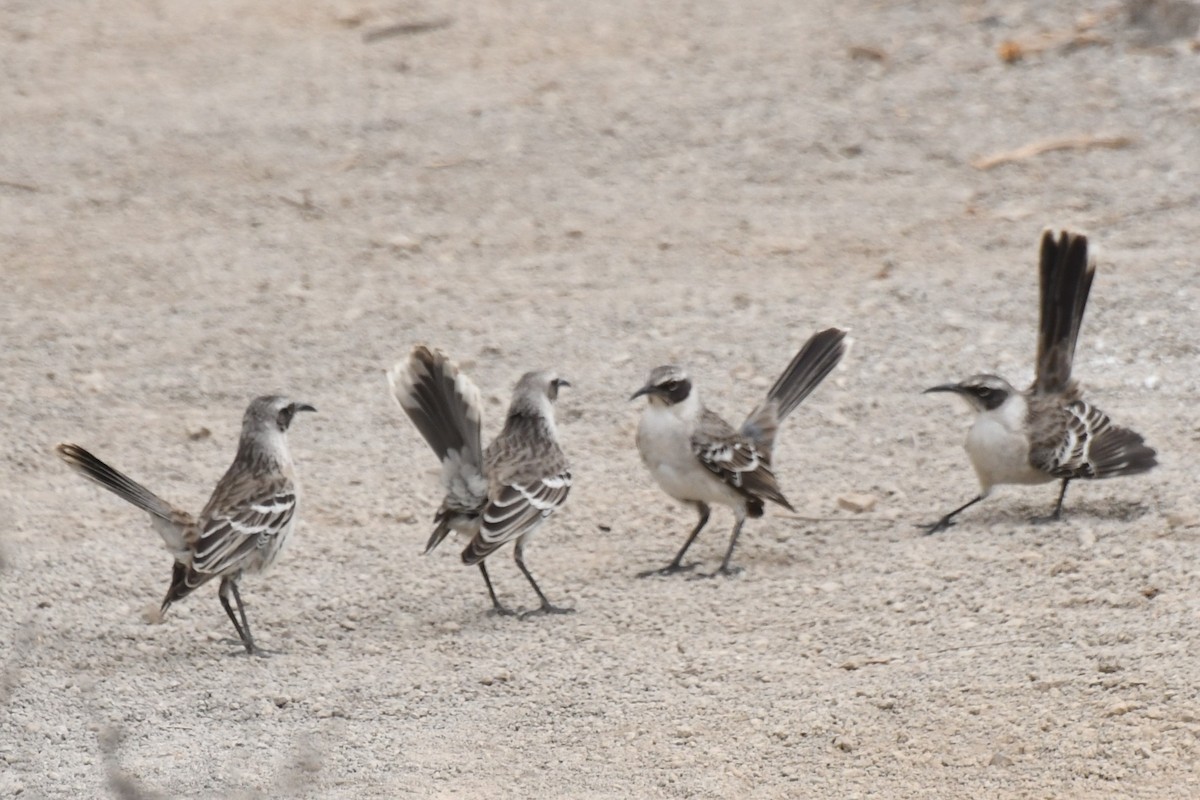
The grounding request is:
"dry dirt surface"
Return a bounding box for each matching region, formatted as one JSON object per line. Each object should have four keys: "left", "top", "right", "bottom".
{"left": 3, "top": 0, "right": 1200, "bottom": 797}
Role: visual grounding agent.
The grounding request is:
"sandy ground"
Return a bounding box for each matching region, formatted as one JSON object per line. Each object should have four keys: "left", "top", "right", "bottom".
{"left": 2, "top": 0, "right": 1200, "bottom": 797}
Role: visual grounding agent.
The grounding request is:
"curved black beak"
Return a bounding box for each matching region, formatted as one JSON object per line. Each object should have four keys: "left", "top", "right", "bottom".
{"left": 553, "top": 378, "right": 572, "bottom": 390}
{"left": 291, "top": 402, "right": 318, "bottom": 413}
{"left": 630, "top": 385, "right": 654, "bottom": 402}
{"left": 922, "top": 383, "right": 963, "bottom": 396}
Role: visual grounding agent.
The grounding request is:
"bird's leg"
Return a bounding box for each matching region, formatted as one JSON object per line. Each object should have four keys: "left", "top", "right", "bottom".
{"left": 478, "top": 562, "right": 516, "bottom": 617}
{"left": 514, "top": 539, "right": 573, "bottom": 618}
{"left": 638, "top": 503, "right": 709, "bottom": 578}
{"left": 918, "top": 495, "right": 984, "bottom": 535}
{"left": 218, "top": 576, "right": 261, "bottom": 656}
{"left": 1032, "top": 479, "right": 1071, "bottom": 524}
{"left": 699, "top": 514, "right": 746, "bottom": 578}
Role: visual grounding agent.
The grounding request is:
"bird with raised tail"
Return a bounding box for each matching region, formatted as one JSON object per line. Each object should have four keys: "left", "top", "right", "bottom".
{"left": 631, "top": 328, "right": 848, "bottom": 577}
{"left": 921, "top": 229, "right": 1157, "bottom": 533}
{"left": 388, "top": 346, "right": 573, "bottom": 617}
{"left": 56, "top": 395, "right": 316, "bottom": 655}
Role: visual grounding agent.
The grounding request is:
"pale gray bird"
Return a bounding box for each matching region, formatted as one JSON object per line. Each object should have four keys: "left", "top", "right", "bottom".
{"left": 56, "top": 396, "right": 315, "bottom": 655}
{"left": 388, "top": 346, "right": 573, "bottom": 617}
{"left": 921, "top": 229, "right": 1157, "bottom": 533}
{"left": 632, "top": 328, "right": 848, "bottom": 577}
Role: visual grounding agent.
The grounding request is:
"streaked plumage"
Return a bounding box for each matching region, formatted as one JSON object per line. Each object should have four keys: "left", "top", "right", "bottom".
{"left": 56, "top": 395, "right": 315, "bottom": 655}
{"left": 389, "top": 347, "right": 573, "bottom": 616}
{"left": 922, "top": 230, "right": 1156, "bottom": 533}
{"left": 633, "top": 328, "right": 848, "bottom": 577}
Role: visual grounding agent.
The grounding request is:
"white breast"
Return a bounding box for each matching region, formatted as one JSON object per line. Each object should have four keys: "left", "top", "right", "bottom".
{"left": 964, "top": 396, "right": 1052, "bottom": 493}
{"left": 636, "top": 405, "right": 742, "bottom": 507}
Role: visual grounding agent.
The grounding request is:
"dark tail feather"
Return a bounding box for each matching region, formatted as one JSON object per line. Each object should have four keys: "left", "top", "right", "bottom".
{"left": 161, "top": 561, "right": 203, "bottom": 612}
{"left": 767, "top": 327, "right": 848, "bottom": 420}
{"left": 741, "top": 328, "right": 847, "bottom": 455}
{"left": 387, "top": 345, "right": 484, "bottom": 466}
{"left": 1035, "top": 230, "right": 1095, "bottom": 395}
{"left": 55, "top": 443, "right": 176, "bottom": 521}
{"left": 424, "top": 514, "right": 454, "bottom": 555}
{"left": 1088, "top": 426, "right": 1157, "bottom": 478}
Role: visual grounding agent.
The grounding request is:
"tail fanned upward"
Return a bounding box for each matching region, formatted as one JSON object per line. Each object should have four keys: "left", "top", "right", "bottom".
{"left": 388, "top": 345, "right": 484, "bottom": 466}
{"left": 742, "top": 328, "right": 847, "bottom": 454}
{"left": 1035, "top": 230, "right": 1095, "bottom": 396}
{"left": 388, "top": 346, "right": 488, "bottom": 553}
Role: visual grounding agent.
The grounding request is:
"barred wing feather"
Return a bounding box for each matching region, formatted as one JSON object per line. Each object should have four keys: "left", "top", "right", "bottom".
{"left": 1033, "top": 400, "right": 1157, "bottom": 479}
{"left": 692, "top": 410, "right": 793, "bottom": 511}
{"left": 193, "top": 489, "right": 297, "bottom": 575}
{"left": 462, "top": 471, "right": 571, "bottom": 564}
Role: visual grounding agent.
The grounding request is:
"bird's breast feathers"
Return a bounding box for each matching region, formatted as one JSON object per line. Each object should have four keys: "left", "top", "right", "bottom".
{"left": 965, "top": 397, "right": 1052, "bottom": 490}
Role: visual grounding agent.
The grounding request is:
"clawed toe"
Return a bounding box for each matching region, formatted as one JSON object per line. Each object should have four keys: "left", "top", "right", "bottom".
{"left": 692, "top": 565, "right": 743, "bottom": 579}
{"left": 917, "top": 519, "right": 954, "bottom": 536}
{"left": 220, "top": 637, "right": 270, "bottom": 657}
{"left": 226, "top": 645, "right": 272, "bottom": 658}
{"left": 520, "top": 604, "right": 575, "bottom": 619}
{"left": 636, "top": 562, "right": 697, "bottom": 579}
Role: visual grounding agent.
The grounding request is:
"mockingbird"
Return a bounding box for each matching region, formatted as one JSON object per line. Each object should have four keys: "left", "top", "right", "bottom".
{"left": 921, "top": 229, "right": 1157, "bottom": 533}
{"left": 388, "top": 346, "right": 573, "bottom": 617}
{"left": 631, "top": 328, "right": 848, "bottom": 577}
{"left": 55, "top": 396, "right": 315, "bottom": 655}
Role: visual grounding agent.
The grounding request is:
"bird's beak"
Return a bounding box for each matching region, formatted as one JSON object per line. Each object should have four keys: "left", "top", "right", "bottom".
{"left": 922, "top": 383, "right": 964, "bottom": 396}
{"left": 292, "top": 402, "right": 318, "bottom": 413}
{"left": 555, "top": 378, "right": 572, "bottom": 389}
{"left": 630, "top": 385, "right": 654, "bottom": 401}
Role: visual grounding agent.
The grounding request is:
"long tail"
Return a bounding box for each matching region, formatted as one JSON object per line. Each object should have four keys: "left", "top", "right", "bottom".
{"left": 387, "top": 346, "right": 488, "bottom": 553}
{"left": 768, "top": 328, "right": 848, "bottom": 420}
{"left": 56, "top": 444, "right": 177, "bottom": 521}
{"left": 387, "top": 346, "right": 484, "bottom": 465}
{"left": 1035, "top": 229, "right": 1095, "bottom": 395}
{"left": 741, "top": 328, "right": 847, "bottom": 455}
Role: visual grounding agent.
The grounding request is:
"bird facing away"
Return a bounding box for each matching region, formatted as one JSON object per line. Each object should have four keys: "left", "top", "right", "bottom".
{"left": 55, "top": 396, "right": 316, "bottom": 655}
{"left": 632, "top": 328, "right": 848, "bottom": 577}
{"left": 921, "top": 229, "right": 1156, "bottom": 533}
{"left": 388, "top": 346, "right": 573, "bottom": 617}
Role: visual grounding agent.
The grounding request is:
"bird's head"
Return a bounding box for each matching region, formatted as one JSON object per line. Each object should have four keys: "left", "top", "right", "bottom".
{"left": 923, "top": 374, "right": 1014, "bottom": 412}
{"left": 514, "top": 371, "right": 571, "bottom": 405}
{"left": 244, "top": 395, "right": 317, "bottom": 434}
{"left": 631, "top": 365, "right": 693, "bottom": 407}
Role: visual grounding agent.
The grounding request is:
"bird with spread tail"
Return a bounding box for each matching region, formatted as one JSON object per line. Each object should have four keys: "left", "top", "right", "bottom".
{"left": 921, "top": 229, "right": 1156, "bottom": 533}
{"left": 389, "top": 346, "right": 574, "bottom": 617}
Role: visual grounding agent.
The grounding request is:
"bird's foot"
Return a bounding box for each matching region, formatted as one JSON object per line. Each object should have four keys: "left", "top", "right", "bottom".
{"left": 695, "top": 564, "right": 743, "bottom": 579}
{"left": 916, "top": 517, "right": 955, "bottom": 535}
{"left": 220, "top": 639, "right": 275, "bottom": 658}
{"left": 487, "top": 605, "right": 518, "bottom": 618}
{"left": 1029, "top": 512, "right": 1063, "bottom": 526}
{"left": 520, "top": 603, "right": 575, "bottom": 619}
{"left": 636, "top": 562, "right": 697, "bottom": 579}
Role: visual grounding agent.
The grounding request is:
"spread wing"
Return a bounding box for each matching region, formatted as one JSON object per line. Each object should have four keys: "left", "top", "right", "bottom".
{"left": 692, "top": 409, "right": 793, "bottom": 511}
{"left": 1030, "top": 399, "right": 1157, "bottom": 480}
{"left": 192, "top": 476, "right": 297, "bottom": 576}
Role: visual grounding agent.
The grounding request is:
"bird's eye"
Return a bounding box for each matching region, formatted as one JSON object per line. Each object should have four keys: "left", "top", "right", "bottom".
{"left": 663, "top": 380, "right": 678, "bottom": 390}
{"left": 977, "top": 388, "right": 991, "bottom": 396}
